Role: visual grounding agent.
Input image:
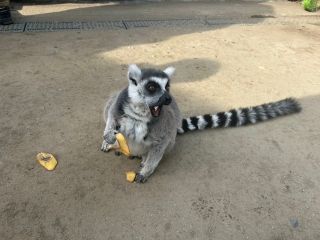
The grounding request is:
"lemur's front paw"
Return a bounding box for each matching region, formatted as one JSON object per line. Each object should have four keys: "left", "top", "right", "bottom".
{"left": 101, "top": 140, "right": 112, "bottom": 152}
{"left": 104, "top": 130, "right": 118, "bottom": 144}
{"left": 135, "top": 173, "right": 148, "bottom": 183}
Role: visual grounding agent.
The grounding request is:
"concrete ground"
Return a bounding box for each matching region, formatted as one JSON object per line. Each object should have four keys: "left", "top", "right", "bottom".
{"left": 1, "top": 1, "right": 320, "bottom": 239}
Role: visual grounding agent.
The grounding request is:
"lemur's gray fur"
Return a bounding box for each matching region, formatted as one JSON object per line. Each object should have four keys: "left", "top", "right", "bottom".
{"left": 101, "top": 64, "right": 301, "bottom": 183}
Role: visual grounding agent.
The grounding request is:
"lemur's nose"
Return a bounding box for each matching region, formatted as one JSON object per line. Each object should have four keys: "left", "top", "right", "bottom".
{"left": 158, "top": 92, "right": 172, "bottom": 105}
{"left": 163, "top": 93, "right": 172, "bottom": 105}
{"left": 164, "top": 96, "right": 172, "bottom": 105}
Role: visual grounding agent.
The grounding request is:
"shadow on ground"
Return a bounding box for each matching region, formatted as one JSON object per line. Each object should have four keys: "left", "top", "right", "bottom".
{"left": 10, "top": 0, "right": 274, "bottom": 32}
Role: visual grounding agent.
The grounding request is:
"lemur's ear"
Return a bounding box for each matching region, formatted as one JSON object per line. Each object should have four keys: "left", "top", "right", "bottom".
{"left": 128, "top": 64, "right": 142, "bottom": 86}
{"left": 163, "top": 66, "right": 175, "bottom": 78}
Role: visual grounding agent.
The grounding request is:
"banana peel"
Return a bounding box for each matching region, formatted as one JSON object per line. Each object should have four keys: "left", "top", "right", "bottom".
{"left": 108, "top": 133, "right": 131, "bottom": 157}
{"left": 36, "top": 152, "right": 58, "bottom": 171}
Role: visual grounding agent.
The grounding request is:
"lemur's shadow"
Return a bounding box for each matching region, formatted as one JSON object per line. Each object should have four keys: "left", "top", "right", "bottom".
{"left": 96, "top": 58, "right": 221, "bottom": 110}
{"left": 144, "top": 59, "right": 222, "bottom": 117}
{"left": 133, "top": 58, "right": 220, "bottom": 84}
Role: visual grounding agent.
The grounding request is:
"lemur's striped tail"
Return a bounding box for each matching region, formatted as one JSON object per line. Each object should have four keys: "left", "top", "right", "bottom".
{"left": 177, "top": 98, "right": 301, "bottom": 134}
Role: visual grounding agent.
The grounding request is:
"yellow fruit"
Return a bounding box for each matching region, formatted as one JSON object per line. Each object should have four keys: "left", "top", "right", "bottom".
{"left": 36, "top": 152, "right": 58, "bottom": 171}
{"left": 126, "top": 171, "right": 136, "bottom": 183}
{"left": 115, "top": 133, "right": 131, "bottom": 157}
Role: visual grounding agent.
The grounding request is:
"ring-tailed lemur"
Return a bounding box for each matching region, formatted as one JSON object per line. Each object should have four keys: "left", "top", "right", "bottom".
{"left": 101, "top": 64, "right": 301, "bottom": 183}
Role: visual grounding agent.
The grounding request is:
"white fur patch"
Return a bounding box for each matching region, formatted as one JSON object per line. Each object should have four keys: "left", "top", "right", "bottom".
{"left": 248, "top": 107, "right": 257, "bottom": 123}
{"left": 128, "top": 64, "right": 142, "bottom": 81}
{"left": 266, "top": 104, "right": 276, "bottom": 117}
{"left": 119, "top": 116, "right": 148, "bottom": 143}
{"left": 224, "top": 112, "right": 232, "bottom": 127}
{"left": 149, "top": 77, "right": 168, "bottom": 90}
{"left": 186, "top": 118, "right": 196, "bottom": 130}
{"left": 212, "top": 114, "right": 219, "bottom": 127}
{"left": 236, "top": 109, "right": 243, "bottom": 126}
{"left": 123, "top": 105, "right": 149, "bottom": 122}
{"left": 134, "top": 122, "right": 148, "bottom": 142}
{"left": 163, "top": 66, "right": 175, "bottom": 77}
{"left": 257, "top": 106, "right": 268, "bottom": 120}
{"left": 177, "top": 128, "right": 184, "bottom": 134}
{"left": 128, "top": 85, "right": 143, "bottom": 104}
{"left": 197, "top": 116, "right": 207, "bottom": 130}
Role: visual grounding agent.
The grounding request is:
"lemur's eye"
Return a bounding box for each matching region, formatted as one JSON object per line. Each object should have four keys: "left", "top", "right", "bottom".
{"left": 146, "top": 81, "right": 160, "bottom": 94}
{"left": 147, "top": 84, "right": 156, "bottom": 93}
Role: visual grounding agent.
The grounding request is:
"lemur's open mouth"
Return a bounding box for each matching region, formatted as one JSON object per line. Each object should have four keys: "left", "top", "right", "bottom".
{"left": 150, "top": 105, "right": 162, "bottom": 117}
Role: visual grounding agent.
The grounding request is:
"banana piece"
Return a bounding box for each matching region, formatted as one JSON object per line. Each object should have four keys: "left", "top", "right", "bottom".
{"left": 115, "top": 133, "right": 131, "bottom": 157}
{"left": 126, "top": 171, "right": 136, "bottom": 183}
{"left": 36, "top": 152, "right": 58, "bottom": 171}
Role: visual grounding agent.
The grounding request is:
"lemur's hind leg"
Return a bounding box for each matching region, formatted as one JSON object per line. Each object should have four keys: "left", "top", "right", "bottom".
{"left": 135, "top": 142, "right": 168, "bottom": 183}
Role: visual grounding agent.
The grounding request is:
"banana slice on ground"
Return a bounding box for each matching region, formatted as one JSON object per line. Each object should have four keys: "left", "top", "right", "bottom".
{"left": 126, "top": 171, "right": 136, "bottom": 183}
{"left": 37, "top": 152, "right": 58, "bottom": 171}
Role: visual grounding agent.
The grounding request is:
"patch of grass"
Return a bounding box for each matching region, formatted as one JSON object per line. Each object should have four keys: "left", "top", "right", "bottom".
{"left": 302, "top": 0, "right": 319, "bottom": 12}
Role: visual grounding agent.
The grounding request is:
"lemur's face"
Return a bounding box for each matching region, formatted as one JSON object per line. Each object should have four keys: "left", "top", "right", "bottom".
{"left": 127, "top": 64, "right": 175, "bottom": 118}
{"left": 142, "top": 77, "right": 171, "bottom": 117}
